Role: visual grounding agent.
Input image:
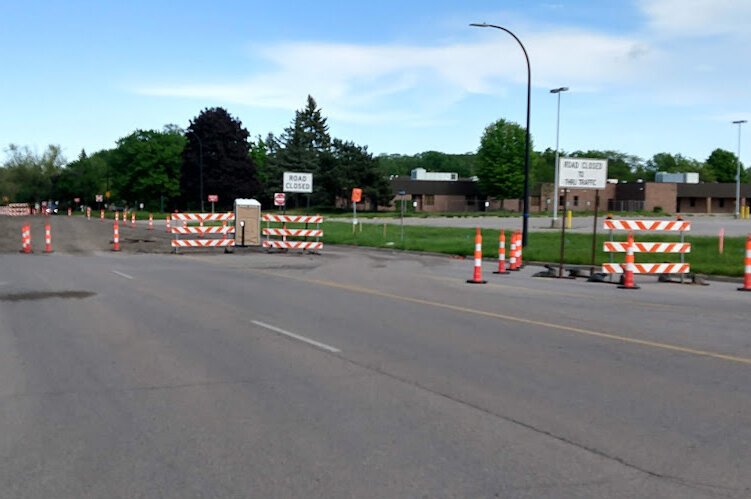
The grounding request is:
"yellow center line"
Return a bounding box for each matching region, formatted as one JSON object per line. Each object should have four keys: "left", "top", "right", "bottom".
{"left": 253, "top": 269, "right": 751, "bottom": 366}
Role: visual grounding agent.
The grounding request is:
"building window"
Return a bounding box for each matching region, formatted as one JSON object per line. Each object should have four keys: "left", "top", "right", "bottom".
{"left": 690, "top": 198, "right": 696, "bottom": 207}
{"left": 424, "top": 195, "right": 434, "bottom": 206}
{"left": 466, "top": 195, "right": 475, "bottom": 206}
{"left": 719, "top": 198, "right": 725, "bottom": 208}
{"left": 573, "top": 196, "right": 579, "bottom": 207}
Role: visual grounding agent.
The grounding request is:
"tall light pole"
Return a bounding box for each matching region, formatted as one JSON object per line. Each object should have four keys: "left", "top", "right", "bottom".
{"left": 470, "top": 22, "right": 532, "bottom": 247}
{"left": 550, "top": 87, "right": 568, "bottom": 227}
{"left": 733, "top": 120, "right": 746, "bottom": 219}
{"left": 187, "top": 130, "right": 204, "bottom": 212}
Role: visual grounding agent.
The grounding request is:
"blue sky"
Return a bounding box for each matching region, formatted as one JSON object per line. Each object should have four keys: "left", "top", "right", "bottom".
{"left": 1, "top": 0, "right": 749, "bottom": 167}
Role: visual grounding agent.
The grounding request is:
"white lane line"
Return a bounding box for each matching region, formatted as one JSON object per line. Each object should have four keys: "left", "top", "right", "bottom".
{"left": 111, "top": 270, "right": 134, "bottom": 280}
{"left": 251, "top": 320, "right": 341, "bottom": 353}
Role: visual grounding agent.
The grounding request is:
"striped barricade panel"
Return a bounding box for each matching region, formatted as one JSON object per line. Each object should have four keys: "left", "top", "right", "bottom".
{"left": 603, "top": 219, "right": 691, "bottom": 231}
{"left": 262, "top": 228, "right": 323, "bottom": 237}
{"left": 171, "top": 213, "right": 235, "bottom": 222}
{"left": 171, "top": 226, "right": 236, "bottom": 235}
{"left": 171, "top": 239, "right": 236, "bottom": 248}
{"left": 0, "top": 204, "right": 32, "bottom": 216}
{"left": 602, "top": 263, "right": 690, "bottom": 274}
{"left": 603, "top": 242, "right": 691, "bottom": 253}
{"left": 261, "top": 214, "right": 323, "bottom": 224}
{"left": 262, "top": 241, "right": 323, "bottom": 250}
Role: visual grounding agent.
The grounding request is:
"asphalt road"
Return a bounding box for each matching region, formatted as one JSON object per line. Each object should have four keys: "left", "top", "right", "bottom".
{"left": 1, "top": 247, "right": 750, "bottom": 497}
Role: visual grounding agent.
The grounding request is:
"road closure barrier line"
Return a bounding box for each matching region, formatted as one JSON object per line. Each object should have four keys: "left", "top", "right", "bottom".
{"left": 256, "top": 270, "right": 751, "bottom": 366}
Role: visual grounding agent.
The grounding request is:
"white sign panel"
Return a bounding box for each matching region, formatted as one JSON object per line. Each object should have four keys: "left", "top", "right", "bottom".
{"left": 283, "top": 172, "right": 313, "bottom": 193}
{"left": 559, "top": 157, "right": 608, "bottom": 189}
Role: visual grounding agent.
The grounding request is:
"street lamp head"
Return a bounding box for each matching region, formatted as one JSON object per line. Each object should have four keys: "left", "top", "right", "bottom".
{"left": 469, "top": 23, "right": 490, "bottom": 28}
{"left": 550, "top": 87, "right": 569, "bottom": 94}
{"left": 732, "top": 119, "right": 747, "bottom": 125}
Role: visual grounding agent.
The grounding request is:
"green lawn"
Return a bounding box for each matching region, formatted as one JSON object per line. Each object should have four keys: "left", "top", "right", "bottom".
{"left": 315, "top": 220, "right": 747, "bottom": 277}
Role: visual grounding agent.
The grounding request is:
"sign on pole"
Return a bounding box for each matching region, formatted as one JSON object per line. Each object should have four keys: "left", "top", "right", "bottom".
{"left": 558, "top": 157, "right": 608, "bottom": 189}
{"left": 207, "top": 194, "right": 219, "bottom": 203}
{"left": 274, "top": 192, "right": 286, "bottom": 207}
{"left": 351, "top": 188, "right": 362, "bottom": 203}
{"left": 283, "top": 172, "right": 313, "bottom": 193}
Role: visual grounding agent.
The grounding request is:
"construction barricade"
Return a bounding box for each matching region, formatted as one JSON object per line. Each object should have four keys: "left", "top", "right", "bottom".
{"left": 261, "top": 214, "right": 323, "bottom": 252}
{"left": 601, "top": 218, "right": 691, "bottom": 288}
{"left": 170, "top": 212, "right": 235, "bottom": 252}
{"left": 1, "top": 203, "right": 32, "bottom": 216}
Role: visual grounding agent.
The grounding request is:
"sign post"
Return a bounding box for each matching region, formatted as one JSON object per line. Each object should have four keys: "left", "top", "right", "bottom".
{"left": 351, "top": 188, "right": 362, "bottom": 234}
{"left": 557, "top": 157, "right": 608, "bottom": 277}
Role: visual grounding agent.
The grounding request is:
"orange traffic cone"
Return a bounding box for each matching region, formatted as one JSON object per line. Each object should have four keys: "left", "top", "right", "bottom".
{"left": 619, "top": 232, "right": 639, "bottom": 289}
{"left": 165, "top": 215, "right": 171, "bottom": 233}
{"left": 493, "top": 230, "right": 509, "bottom": 274}
{"left": 20, "top": 225, "right": 32, "bottom": 254}
{"left": 148, "top": 213, "right": 153, "bottom": 230}
{"left": 467, "top": 227, "right": 487, "bottom": 284}
{"left": 44, "top": 223, "right": 53, "bottom": 253}
{"left": 112, "top": 221, "right": 121, "bottom": 252}
{"left": 739, "top": 235, "right": 751, "bottom": 292}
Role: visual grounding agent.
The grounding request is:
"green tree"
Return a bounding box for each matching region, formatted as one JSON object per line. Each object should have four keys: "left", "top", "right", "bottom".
{"left": 182, "top": 108, "right": 260, "bottom": 211}
{"left": 1, "top": 144, "right": 65, "bottom": 203}
{"left": 476, "top": 119, "right": 528, "bottom": 200}
{"left": 266, "top": 95, "right": 332, "bottom": 206}
{"left": 318, "top": 139, "right": 393, "bottom": 209}
{"left": 705, "top": 148, "right": 745, "bottom": 183}
{"left": 109, "top": 129, "right": 185, "bottom": 210}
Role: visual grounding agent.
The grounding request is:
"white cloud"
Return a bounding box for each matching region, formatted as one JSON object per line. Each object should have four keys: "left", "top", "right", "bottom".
{"left": 638, "top": 0, "right": 751, "bottom": 38}
{"left": 136, "top": 29, "right": 655, "bottom": 125}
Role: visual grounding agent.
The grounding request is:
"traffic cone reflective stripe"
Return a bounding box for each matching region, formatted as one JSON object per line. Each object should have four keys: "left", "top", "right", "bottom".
{"left": 739, "top": 235, "right": 751, "bottom": 292}
{"left": 493, "top": 230, "right": 509, "bottom": 274}
{"left": 44, "top": 223, "right": 53, "bottom": 253}
{"left": 467, "top": 227, "right": 487, "bottom": 284}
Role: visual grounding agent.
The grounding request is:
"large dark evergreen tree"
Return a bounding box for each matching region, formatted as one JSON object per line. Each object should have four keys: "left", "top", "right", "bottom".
{"left": 182, "top": 107, "right": 260, "bottom": 211}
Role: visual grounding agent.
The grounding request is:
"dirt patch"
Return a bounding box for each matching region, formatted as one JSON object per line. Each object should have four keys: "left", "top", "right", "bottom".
{"left": 0, "top": 215, "right": 176, "bottom": 255}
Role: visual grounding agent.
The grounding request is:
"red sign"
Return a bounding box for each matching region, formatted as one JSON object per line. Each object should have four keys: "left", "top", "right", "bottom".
{"left": 274, "top": 192, "right": 286, "bottom": 206}
{"left": 207, "top": 194, "right": 219, "bottom": 203}
{"left": 351, "top": 188, "right": 362, "bottom": 203}
{"left": 74, "top": 197, "right": 81, "bottom": 203}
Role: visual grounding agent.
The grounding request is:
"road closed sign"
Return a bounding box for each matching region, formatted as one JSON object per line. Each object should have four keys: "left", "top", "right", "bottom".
{"left": 283, "top": 172, "right": 313, "bottom": 193}
{"left": 559, "top": 157, "right": 608, "bottom": 189}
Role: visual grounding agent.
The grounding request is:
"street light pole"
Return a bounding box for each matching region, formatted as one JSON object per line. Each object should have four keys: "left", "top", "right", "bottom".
{"left": 187, "top": 130, "right": 205, "bottom": 212}
{"left": 470, "top": 22, "right": 532, "bottom": 247}
{"left": 550, "top": 87, "right": 568, "bottom": 227}
{"left": 733, "top": 120, "right": 746, "bottom": 219}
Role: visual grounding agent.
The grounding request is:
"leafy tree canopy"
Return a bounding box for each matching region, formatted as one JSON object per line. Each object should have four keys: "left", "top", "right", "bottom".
{"left": 705, "top": 148, "right": 745, "bottom": 183}
{"left": 182, "top": 108, "right": 260, "bottom": 211}
{"left": 476, "top": 119, "right": 528, "bottom": 199}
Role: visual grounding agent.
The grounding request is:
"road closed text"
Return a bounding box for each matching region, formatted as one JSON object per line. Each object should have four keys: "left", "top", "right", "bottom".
{"left": 283, "top": 172, "right": 313, "bottom": 193}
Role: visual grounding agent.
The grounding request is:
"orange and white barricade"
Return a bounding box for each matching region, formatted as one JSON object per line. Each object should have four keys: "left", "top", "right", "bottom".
{"left": 1, "top": 203, "right": 32, "bottom": 216}
{"left": 112, "top": 221, "right": 120, "bottom": 252}
{"left": 602, "top": 217, "right": 691, "bottom": 287}
{"left": 170, "top": 212, "right": 235, "bottom": 251}
{"left": 261, "top": 214, "right": 323, "bottom": 251}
